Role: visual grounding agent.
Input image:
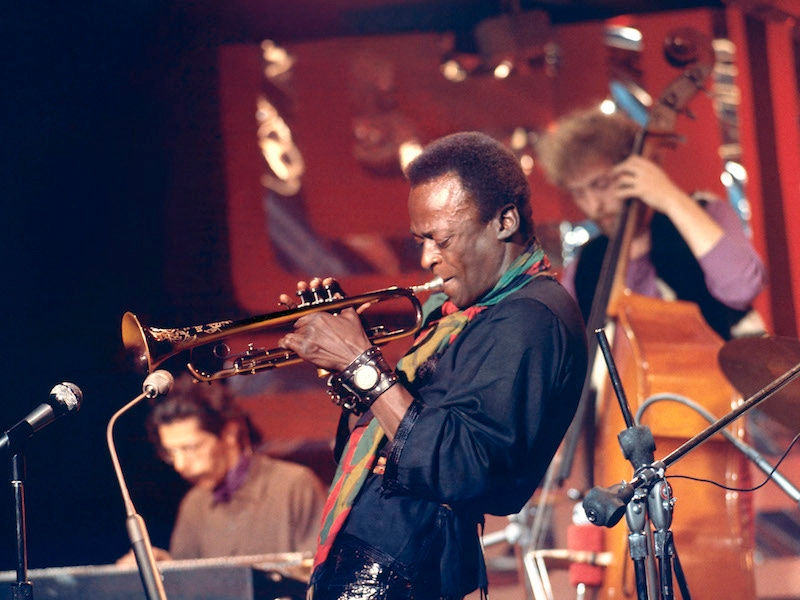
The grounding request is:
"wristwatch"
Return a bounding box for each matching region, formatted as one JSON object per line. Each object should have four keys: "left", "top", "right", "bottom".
{"left": 352, "top": 362, "right": 381, "bottom": 391}
{"left": 327, "top": 346, "right": 399, "bottom": 414}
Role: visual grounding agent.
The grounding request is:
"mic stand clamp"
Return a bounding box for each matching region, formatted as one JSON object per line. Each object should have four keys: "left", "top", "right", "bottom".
{"left": 583, "top": 437, "right": 691, "bottom": 600}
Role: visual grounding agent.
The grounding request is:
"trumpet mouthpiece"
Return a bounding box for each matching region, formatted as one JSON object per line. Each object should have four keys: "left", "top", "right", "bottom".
{"left": 411, "top": 277, "right": 444, "bottom": 294}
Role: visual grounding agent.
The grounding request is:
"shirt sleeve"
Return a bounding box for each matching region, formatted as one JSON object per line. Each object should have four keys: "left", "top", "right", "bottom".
{"left": 699, "top": 198, "right": 767, "bottom": 310}
{"left": 383, "top": 295, "right": 581, "bottom": 514}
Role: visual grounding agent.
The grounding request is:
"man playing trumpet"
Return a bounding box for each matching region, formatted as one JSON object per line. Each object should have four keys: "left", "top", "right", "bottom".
{"left": 278, "top": 131, "right": 588, "bottom": 600}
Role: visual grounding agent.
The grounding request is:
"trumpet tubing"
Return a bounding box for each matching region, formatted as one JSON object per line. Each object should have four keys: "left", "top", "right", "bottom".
{"left": 122, "top": 277, "right": 442, "bottom": 381}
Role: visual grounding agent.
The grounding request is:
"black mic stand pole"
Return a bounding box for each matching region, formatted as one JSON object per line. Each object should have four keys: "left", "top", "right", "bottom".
{"left": 9, "top": 450, "right": 33, "bottom": 600}
{"left": 107, "top": 373, "right": 172, "bottom": 600}
{"left": 594, "top": 328, "right": 668, "bottom": 599}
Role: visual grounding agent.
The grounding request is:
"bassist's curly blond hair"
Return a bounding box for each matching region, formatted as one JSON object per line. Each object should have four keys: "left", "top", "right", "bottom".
{"left": 536, "top": 106, "right": 638, "bottom": 189}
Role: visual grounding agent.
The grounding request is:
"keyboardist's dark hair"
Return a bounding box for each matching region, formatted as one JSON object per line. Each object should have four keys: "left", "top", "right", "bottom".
{"left": 146, "top": 373, "right": 262, "bottom": 453}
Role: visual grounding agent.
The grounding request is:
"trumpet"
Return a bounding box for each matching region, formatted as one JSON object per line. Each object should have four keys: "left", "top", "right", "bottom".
{"left": 122, "top": 277, "right": 443, "bottom": 382}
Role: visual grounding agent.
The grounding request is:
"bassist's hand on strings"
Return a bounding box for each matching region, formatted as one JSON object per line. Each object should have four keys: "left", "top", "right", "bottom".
{"left": 611, "top": 154, "right": 724, "bottom": 258}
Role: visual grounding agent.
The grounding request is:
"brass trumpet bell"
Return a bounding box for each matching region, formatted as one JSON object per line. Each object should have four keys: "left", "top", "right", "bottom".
{"left": 122, "top": 278, "right": 442, "bottom": 381}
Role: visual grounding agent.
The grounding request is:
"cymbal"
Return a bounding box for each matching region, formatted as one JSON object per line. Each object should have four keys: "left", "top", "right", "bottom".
{"left": 718, "top": 335, "right": 800, "bottom": 431}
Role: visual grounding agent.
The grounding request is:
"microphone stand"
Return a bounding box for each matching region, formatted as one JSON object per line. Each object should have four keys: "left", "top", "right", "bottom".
{"left": 107, "top": 376, "right": 171, "bottom": 600}
{"left": 9, "top": 451, "right": 33, "bottom": 599}
{"left": 3, "top": 383, "right": 82, "bottom": 600}
{"left": 583, "top": 328, "right": 800, "bottom": 599}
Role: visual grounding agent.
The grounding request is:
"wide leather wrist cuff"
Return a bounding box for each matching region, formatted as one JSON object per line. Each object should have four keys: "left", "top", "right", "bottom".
{"left": 327, "top": 346, "right": 398, "bottom": 415}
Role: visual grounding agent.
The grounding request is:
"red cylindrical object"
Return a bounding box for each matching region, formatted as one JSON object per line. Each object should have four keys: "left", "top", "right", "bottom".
{"left": 567, "top": 523, "right": 605, "bottom": 587}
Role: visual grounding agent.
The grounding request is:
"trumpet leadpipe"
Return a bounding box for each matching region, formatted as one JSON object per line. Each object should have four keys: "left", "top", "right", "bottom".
{"left": 410, "top": 276, "right": 444, "bottom": 294}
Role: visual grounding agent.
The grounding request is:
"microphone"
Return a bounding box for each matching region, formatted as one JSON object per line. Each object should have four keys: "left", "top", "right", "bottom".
{"left": 143, "top": 370, "right": 174, "bottom": 399}
{"left": 0, "top": 382, "right": 83, "bottom": 452}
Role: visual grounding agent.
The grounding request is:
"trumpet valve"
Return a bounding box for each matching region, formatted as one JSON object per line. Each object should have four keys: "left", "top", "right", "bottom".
{"left": 323, "top": 280, "right": 345, "bottom": 300}
{"left": 297, "top": 279, "right": 345, "bottom": 307}
{"left": 296, "top": 285, "right": 315, "bottom": 307}
{"left": 231, "top": 345, "right": 299, "bottom": 375}
{"left": 233, "top": 346, "right": 269, "bottom": 374}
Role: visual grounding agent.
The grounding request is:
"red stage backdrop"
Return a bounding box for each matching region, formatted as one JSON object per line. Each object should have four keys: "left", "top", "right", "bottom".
{"left": 214, "top": 14, "right": 767, "bottom": 442}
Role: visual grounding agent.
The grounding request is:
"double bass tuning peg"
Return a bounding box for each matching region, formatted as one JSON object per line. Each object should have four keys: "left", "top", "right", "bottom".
{"left": 662, "top": 27, "right": 710, "bottom": 68}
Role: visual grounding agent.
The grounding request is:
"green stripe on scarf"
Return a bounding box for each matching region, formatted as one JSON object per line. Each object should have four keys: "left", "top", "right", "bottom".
{"left": 311, "top": 242, "right": 551, "bottom": 573}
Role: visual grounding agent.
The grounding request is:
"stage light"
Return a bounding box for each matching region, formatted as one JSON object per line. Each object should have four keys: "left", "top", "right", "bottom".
{"left": 440, "top": 10, "right": 555, "bottom": 81}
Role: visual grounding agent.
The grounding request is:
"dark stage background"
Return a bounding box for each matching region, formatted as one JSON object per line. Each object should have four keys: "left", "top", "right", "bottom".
{"left": 2, "top": 3, "right": 239, "bottom": 569}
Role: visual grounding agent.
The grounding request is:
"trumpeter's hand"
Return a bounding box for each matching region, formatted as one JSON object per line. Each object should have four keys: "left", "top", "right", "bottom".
{"left": 277, "top": 278, "right": 372, "bottom": 372}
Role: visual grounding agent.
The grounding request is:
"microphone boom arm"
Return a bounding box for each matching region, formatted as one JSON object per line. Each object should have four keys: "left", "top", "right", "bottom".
{"left": 107, "top": 372, "right": 173, "bottom": 600}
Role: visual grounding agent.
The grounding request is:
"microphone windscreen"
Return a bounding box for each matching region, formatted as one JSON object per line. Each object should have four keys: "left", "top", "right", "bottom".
{"left": 50, "top": 382, "right": 83, "bottom": 413}
{"left": 568, "top": 523, "right": 605, "bottom": 587}
{"left": 143, "top": 370, "right": 174, "bottom": 396}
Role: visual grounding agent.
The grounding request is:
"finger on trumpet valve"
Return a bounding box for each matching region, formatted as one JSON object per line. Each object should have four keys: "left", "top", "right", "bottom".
{"left": 296, "top": 281, "right": 315, "bottom": 306}
{"left": 322, "top": 278, "right": 344, "bottom": 300}
{"left": 309, "top": 277, "right": 326, "bottom": 303}
{"left": 296, "top": 277, "right": 345, "bottom": 306}
{"left": 277, "top": 297, "right": 294, "bottom": 309}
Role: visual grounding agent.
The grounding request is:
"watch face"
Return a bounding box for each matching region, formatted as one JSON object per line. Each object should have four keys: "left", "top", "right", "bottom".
{"left": 353, "top": 364, "right": 380, "bottom": 390}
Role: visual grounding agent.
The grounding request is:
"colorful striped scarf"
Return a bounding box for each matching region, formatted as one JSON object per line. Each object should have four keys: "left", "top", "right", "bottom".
{"left": 311, "top": 243, "right": 551, "bottom": 573}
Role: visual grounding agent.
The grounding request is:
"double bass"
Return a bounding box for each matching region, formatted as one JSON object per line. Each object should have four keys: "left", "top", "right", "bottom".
{"left": 539, "top": 28, "right": 757, "bottom": 600}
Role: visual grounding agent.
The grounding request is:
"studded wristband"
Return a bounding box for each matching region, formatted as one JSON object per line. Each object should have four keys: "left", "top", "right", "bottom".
{"left": 327, "top": 346, "right": 398, "bottom": 415}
